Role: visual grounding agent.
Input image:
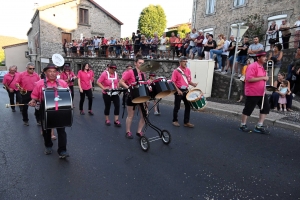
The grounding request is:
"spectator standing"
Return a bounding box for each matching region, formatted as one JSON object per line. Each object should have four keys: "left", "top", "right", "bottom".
{"left": 294, "top": 16, "right": 300, "bottom": 48}
{"left": 279, "top": 19, "right": 291, "bottom": 49}
{"left": 234, "top": 36, "right": 250, "bottom": 76}
{"left": 266, "top": 21, "right": 278, "bottom": 49}
{"left": 134, "top": 30, "right": 141, "bottom": 56}
{"left": 140, "top": 35, "right": 148, "bottom": 57}
{"left": 158, "top": 33, "right": 168, "bottom": 59}
{"left": 182, "top": 33, "right": 190, "bottom": 57}
{"left": 63, "top": 39, "right": 68, "bottom": 56}
{"left": 94, "top": 36, "right": 101, "bottom": 57}
{"left": 151, "top": 33, "right": 159, "bottom": 55}
{"left": 268, "top": 43, "right": 283, "bottom": 81}
{"left": 248, "top": 36, "right": 264, "bottom": 60}
{"left": 287, "top": 47, "right": 300, "bottom": 80}
{"left": 168, "top": 32, "right": 177, "bottom": 60}
{"left": 109, "top": 37, "right": 117, "bottom": 58}
{"left": 224, "top": 35, "right": 236, "bottom": 74}
{"left": 175, "top": 34, "right": 183, "bottom": 57}
{"left": 195, "top": 30, "right": 204, "bottom": 59}
{"left": 186, "top": 28, "right": 198, "bottom": 59}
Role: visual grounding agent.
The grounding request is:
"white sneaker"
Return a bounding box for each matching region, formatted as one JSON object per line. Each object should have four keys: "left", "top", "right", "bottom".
{"left": 215, "top": 69, "right": 221, "bottom": 72}
{"left": 238, "top": 74, "right": 242, "bottom": 78}
{"left": 154, "top": 111, "right": 160, "bottom": 115}
{"left": 221, "top": 71, "right": 227, "bottom": 74}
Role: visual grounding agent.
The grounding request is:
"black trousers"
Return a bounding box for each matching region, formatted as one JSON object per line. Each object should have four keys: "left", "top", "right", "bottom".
{"left": 43, "top": 127, "right": 67, "bottom": 154}
{"left": 102, "top": 93, "right": 120, "bottom": 115}
{"left": 79, "top": 89, "right": 93, "bottom": 110}
{"left": 22, "top": 91, "right": 40, "bottom": 122}
{"left": 7, "top": 90, "right": 22, "bottom": 111}
{"left": 282, "top": 34, "right": 291, "bottom": 49}
{"left": 173, "top": 90, "right": 191, "bottom": 124}
{"left": 221, "top": 55, "right": 227, "bottom": 68}
{"left": 69, "top": 85, "right": 74, "bottom": 101}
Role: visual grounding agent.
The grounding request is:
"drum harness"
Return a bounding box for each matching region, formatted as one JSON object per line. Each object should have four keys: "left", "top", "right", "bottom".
{"left": 43, "top": 78, "right": 61, "bottom": 111}
{"left": 176, "top": 67, "right": 190, "bottom": 94}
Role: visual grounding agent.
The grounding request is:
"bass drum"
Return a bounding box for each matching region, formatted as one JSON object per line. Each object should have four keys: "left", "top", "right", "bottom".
{"left": 42, "top": 88, "right": 73, "bottom": 129}
{"left": 167, "top": 80, "right": 176, "bottom": 95}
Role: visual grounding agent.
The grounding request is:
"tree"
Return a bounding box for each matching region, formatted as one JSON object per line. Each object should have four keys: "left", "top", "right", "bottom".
{"left": 177, "top": 24, "right": 191, "bottom": 38}
{"left": 0, "top": 50, "right": 5, "bottom": 65}
{"left": 241, "top": 14, "right": 265, "bottom": 42}
{"left": 138, "top": 5, "right": 167, "bottom": 37}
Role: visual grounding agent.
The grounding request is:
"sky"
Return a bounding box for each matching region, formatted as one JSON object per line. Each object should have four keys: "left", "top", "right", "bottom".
{"left": 0, "top": 0, "right": 193, "bottom": 40}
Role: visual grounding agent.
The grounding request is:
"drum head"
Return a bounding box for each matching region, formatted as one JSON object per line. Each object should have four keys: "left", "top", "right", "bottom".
{"left": 132, "top": 96, "right": 151, "bottom": 103}
{"left": 186, "top": 89, "right": 202, "bottom": 101}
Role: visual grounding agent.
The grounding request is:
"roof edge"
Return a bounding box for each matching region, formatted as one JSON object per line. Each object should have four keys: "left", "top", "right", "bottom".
{"left": 2, "top": 42, "right": 28, "bottom": 49}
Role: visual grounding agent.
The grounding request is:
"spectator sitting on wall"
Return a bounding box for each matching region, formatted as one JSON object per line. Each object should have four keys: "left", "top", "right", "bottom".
{"left": 203, "top": 34, "right": 216, "bottom": 60}
{"left": 210, "top": 34, "right": 225, "bottom": 72}
{"left": 268, "top": 43, "right": 283, "bottom": 82}
{"left": 221, "top": 36, "right": 230, "bottom": 73}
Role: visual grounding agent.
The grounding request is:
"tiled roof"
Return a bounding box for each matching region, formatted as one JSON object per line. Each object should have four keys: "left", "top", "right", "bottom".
{"left": 167, "top": 22, "right": 191, "bottom": 30}
{"left": 37, "top": 0, "right": 75, "bottom": 11}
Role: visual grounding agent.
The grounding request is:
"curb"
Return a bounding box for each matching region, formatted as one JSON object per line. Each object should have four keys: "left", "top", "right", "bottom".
{"left": 160, "top": 99, "right": 300, "bottom": 130}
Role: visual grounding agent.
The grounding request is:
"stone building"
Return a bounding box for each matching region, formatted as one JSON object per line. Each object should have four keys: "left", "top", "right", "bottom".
{"left": 192, "top": 0, "right": 300, "bottom": 50}
{"left": 2, "top": 42, "right": 29, "bottom": 72}
{"left": 27, "top": 0, "right": 123, "bottom": 72}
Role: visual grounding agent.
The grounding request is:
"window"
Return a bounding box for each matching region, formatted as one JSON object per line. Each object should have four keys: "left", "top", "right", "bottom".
{"left": 206, "top": 0, "right": 215, "bottom": 14}
{"left": 234, "top": 0, "right": 245, "bottom": 7}
{"left": 79, "top": 8, "right": 89, "bottom": 24}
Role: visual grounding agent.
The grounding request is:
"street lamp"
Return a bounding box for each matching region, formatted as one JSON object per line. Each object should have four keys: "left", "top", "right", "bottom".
{"left": 227, "top": 23, "right": 249, "bottom": 100}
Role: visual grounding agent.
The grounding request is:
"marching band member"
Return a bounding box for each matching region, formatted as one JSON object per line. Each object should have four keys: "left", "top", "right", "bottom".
{"left": 77, "top": 63, "right": 94, "bottom": 115}
{"left": 15, "top": 62, "right": 40, "bottom": 126}
{"left": 3, "top": 65, "right": 22, "bottom": 112}
{"left": 119, "top": 55, "right": 146, "bottom": 139}
{"left": 97, "top": 63, "right": 121, "bottom": 127}
{"left": 60, "top": 64, "right": 76, "bottom": 103}
{"left": 28, "top": 63, "right": 69, "bottom": 158}
{"left": 239, "top": 51, "right": 270, "bottom": 134}
{"left": 171, "top": 56, "right": 197, "bottom": 128}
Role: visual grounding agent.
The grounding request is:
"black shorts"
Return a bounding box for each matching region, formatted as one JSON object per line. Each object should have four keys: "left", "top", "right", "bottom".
{"left": 242, "top": 95, "right": 270, "bottom": 116}
{"left": 126, "top": 95, "right": 136, "bottom": 107}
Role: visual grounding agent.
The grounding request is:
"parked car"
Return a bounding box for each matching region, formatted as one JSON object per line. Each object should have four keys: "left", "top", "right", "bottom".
{"left": 0, "top": 71, "right": 8, "bottom": 83}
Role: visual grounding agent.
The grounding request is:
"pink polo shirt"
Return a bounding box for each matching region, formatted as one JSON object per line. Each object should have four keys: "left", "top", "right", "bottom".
{"left": 122, "top": 69, "right": 146, "bottom": 85}
{"left": 97, "top": 71, "right": 119, "bottom": 93}
{"left": 171, "top": 66, "right": 191, "bottom": 88}
{"left": 16, "top": 71, "right": 40, "bottom": 91}
{"left": 89, "top": 70, "right": 95, "bottom": 81}
{"left": 31, "top": 78, "right": 69, "bottom": 101}
{"left": 77, "top": 70, "right": 92, "bottom": 90}
{"left": 245, "top": 62, "right": 266, "bottom": 96}
{"left": 3, "top": 72, "right": 20, "bottom": 91}
{"left": 60, "top": 71, "right": 76, "bottom": 86}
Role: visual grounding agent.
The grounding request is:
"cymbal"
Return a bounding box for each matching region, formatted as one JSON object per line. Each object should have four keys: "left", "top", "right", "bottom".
{"left": 139, "top": 61, "right": 160, "bottom": 72}
{"left": 266, "top": 85, "right": 277, "bottom": 92}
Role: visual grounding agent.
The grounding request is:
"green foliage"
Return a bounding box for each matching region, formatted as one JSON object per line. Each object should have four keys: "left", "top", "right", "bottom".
{"left": 241, "top": 14, "right": 265, "bottom": 41}
{"left": 138, "top": 5, "right": 167, "bottom": 37}
{"left": 0, "top": 35, "right": 27, "bottom": 64}
{"left": 177, "top": 24, "right": 191, "bottom": 38}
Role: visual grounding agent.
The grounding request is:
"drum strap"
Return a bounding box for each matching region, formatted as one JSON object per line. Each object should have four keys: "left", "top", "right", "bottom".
{"left": 176, "top": 68, "right": 189, "bottom": 86}
{"left": 133, "top": 68, "right": 145, "bottom": 82}
{"left": 106, "top": 71, "right": 118, "bottom": 95}
{"left": 44, "top": 78, "right": 61, "bottom": 111}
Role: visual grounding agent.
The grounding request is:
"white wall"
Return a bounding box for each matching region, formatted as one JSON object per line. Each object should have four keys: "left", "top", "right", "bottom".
{"left": 4, "top": 44, "right": 29, "bottom": 72}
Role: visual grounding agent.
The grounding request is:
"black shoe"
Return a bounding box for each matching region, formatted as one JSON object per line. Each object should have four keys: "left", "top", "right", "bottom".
{"left": 239, "top": 124, "right": 251, "bottom": 133}
{"left": 125, "top": 132, "right": 133, "bottom": 139}
{"left": 80, "top": 110, "right": 85, "bottom": 115}
{"left": 23, "top": 121, "right": 29, "bottom": 126}
{"left": 254, "top": 125, "right": 270, "bottom": 134}
{"left": 12, "top": 109, "right": 16, "bottom": 112}
{"left": 136, "top": 132, "right": 144, "bottom": 137}
{"left": 88, "top": 110, "right": 94, "bottom": 115}
{"left": 58, "top": 151, "right": 69, "bottom": 159}
{"left": 37, "top": 121, "right": 41, "bottom": 126}
{"left": 44, "top": 147, "right": 53, "bottom": 155}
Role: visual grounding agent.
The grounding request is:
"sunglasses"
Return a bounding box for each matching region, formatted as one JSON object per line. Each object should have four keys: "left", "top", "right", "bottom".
{"left": 109, "top": 67, "right": 116, "bottom": 70}
{"left": 28, "top": 68, "right": 35, "bottom": 70}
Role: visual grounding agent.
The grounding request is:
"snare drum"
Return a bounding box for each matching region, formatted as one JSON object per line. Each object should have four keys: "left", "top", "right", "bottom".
{"left": 186, "top": 89, "right": 207, "bottom": 111}
{"left": 129, "top": 81, "right": 150, "bottom": 103}
{"left": 42, "top": 88, "right": 73, "bottom": 129}
{"left": 167, "top": 80, "right": 176, "bottom": 95}
{"left": 150, "top": 77, "right": 170, "bottom": 99}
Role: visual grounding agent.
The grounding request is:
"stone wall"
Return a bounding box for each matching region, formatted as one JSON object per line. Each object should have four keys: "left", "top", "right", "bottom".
{"left": 193, "top": 0, "right": 299, "bottom": 40}
{"left": 37, "top": 0, "right": 121, "bottom": 58}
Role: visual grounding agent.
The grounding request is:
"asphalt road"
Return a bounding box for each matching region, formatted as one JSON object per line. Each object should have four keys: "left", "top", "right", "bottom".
{"left": 0, "top": 86, "right": 299, "bottom": 200}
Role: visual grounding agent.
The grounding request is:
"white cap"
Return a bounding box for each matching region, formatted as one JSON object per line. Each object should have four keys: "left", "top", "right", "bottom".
{"left": 198, "top": 29, "right": 203, "bottom": 32}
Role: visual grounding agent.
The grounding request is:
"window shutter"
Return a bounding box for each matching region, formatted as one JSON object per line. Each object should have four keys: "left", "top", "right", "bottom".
{"left": 79, "top": 9, "right": 83, "bottom": 23}
{"left": 84, "top": 10, "right": 89, "bottom": 24}
{"left": 234, "top": 0, "right": 238, "bottom": 6}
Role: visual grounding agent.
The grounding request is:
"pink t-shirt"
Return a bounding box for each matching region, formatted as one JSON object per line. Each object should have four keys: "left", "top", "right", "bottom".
{"left": 31, "top": 78, "right": 69, "bottom": 101}
{"left": 60, "top": 71, "right": 76, "bottom": 86}
{"left": 245, "top": 62, "right": 266, "bottom": 96}
{"left": 122, "top": 69, "right": 146, "bottom": 85}
{"left": 77, "top": 70, "right": 92, "bottom": 90}
{"left": 89, "top": 70, "right": 95, "bottom": 81}
{"left": 16, "top": 71, "right": 40, "bottom": 91}
{"left": 3, "top": 72, "right": 20, "bottom": 91}
{"left": 171, "top": 66, "right": 191, "bottom": 88}
{"left": 97, "top": 71, "right": 119, "bottom": 94}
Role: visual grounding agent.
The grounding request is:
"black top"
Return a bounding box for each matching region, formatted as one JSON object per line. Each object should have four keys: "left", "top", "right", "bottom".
{"left": 238, "top": 42, "right": 250, "bottom": 56}
{"left": 203, "top": 40, "right": 216, "bottom": 51}
{"left": 228, "top": 41, "right": 236, "bottom": 57}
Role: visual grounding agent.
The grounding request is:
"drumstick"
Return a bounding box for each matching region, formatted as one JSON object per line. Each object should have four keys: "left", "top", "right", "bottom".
{"left": 5, "top": 104, "right": 25, "bottom": 108}
{"left": 261, "top": 70, "right": 268, "bottom": 111}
